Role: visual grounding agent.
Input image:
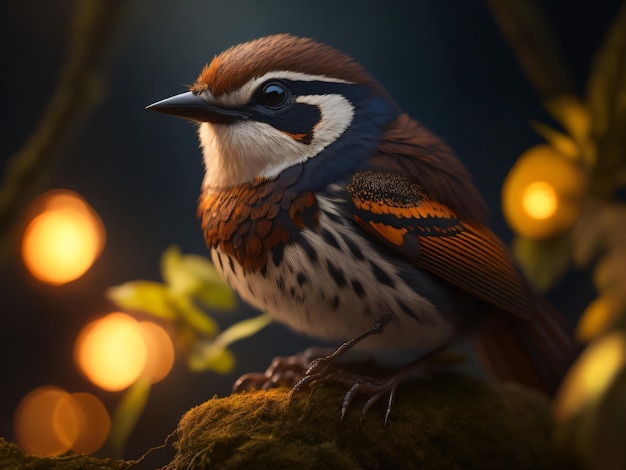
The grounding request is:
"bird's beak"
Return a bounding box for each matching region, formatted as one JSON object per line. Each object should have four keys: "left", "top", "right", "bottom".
{"left": 146, "top": 91, "right": 250, "bottom": 124}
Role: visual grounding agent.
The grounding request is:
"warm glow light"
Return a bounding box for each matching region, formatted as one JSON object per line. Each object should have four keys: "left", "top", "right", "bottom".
{"left": 21, "top": 190, "right": 105, "bottom": 285}
{"left": 522, "top": 181, "right": 558, "bottom": 220}
{"left": 14, "top": 387, "right": 110, "bottom": 456}
{"left": 502, "top": 145, "right": 585, "bottom": 239}
{"left": 555, "top": 332, "right": 626, "bottom": 420}
{"left": 140, "top": 321, "right": 175, "bottom": 383}
{"left": 65, "top": 393, "right": 111, "bottom": 454}
{"left": 14, "top": 386, "right": 73, "bottom": 456}
{"left": 75, "top": 313, "right": 148, "bottom": 391}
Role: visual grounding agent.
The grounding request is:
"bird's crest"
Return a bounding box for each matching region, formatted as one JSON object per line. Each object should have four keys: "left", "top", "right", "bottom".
{"left": 190, "top": 34, "right": 373, "bottom": 96}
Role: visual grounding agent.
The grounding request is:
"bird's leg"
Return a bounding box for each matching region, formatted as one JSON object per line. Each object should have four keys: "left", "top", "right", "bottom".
{"left": 289, "top": 314, "right": 392, "bottom": 394}
{"left": 293, "top": 330, "right": 449, "bottom": 425}
{"left": 233, "top": 315, "right": 391, "bottom": 393}
{"left": 339, "top": 343, "right": 449, "bottom": 425}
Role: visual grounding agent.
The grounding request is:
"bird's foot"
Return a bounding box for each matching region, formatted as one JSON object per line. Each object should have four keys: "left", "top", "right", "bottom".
{"left": 290, "top": 337, "right": 450, "bottom": 425}
{"left": 233, "top": 315, "right": 392, "bottom": 392}
{"left": 290, "top": 364, "right": 402, "bottom": 425}
{"left": 232, "top": 347, "right": 335, "bottom": 392}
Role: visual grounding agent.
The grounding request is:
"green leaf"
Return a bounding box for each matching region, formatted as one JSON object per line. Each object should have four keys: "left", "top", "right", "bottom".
{"left": 530, "top": 121, "right": 578, "bottom": 159}
{"left": 187, "top": 313, "right": 272, "bottom": 372}
{"left": 211, "top": 312, "right": 273, "bottom": 348}
{"left": 188, "top": 345, "right": 235, "bottom": 374}
{"left": 571, "top": 202, "right": 626, "bottom": 269}
{"left": 161, "top": 245, "right": 237, "bottom": 309}
{"left": 543, "top": 96, "right": 590, "bottom": 144}
{"left": 172, "top": 294, "right": 219, "bottom": 337}
{"left": 512, "top": 234, "right": 571, "bottom": 291}
{"left": 161, "top": 245, "right": 194, "bottom": 294}
{"left": 108, "top": 376, "right": 151, "bottom": 457}
{"left": 194, "top": 282, "right": 237, "bottom": 311}
{"left": 587, "top": 4, "right": 626, "bottom": 184}
{"left": 106, "top": 280, "right": 176, "bottom": 320}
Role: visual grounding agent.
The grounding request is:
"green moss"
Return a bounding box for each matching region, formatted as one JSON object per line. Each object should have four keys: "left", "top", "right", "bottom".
{"left": 166, "top": 373, "right": 556, "bottom": 469}
{"left": 0, "top": 373, "right": 557, "bottom": 468}
{"left": 0, "top": 438, "right": 129, "bottom": 470}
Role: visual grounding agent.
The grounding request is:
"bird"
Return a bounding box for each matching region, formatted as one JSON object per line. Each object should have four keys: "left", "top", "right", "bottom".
{"left": 147, "top": 34, "right": 577, "bottom": 423}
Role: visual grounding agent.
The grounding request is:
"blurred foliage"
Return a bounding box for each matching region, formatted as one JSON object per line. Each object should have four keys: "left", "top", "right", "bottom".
{"left": 105, "top": 245, "right": 272, "bottom": 455}
{"left": 491, "top": 1, "right": 626, "bottom": 468}
{"left": 0, "top": 0, "right": 126, "bottom": 256}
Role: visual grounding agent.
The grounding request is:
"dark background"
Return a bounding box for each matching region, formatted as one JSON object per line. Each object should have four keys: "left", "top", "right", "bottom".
{"left": 0, "top": 0, "right": 620, "bottom": 462}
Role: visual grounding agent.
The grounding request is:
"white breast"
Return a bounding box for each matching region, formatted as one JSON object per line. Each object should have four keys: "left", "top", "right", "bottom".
{"left": 210, "top": 196, "right": 454, "bottom": 353}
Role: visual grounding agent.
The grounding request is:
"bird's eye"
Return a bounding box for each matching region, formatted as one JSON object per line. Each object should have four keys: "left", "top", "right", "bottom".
{"left": 258, "top": 82, "right": 289, "bottom": 109}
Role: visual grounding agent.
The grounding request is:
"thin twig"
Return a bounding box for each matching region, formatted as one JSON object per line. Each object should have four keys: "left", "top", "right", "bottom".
{"left": 0, "top": 0, "right": 127, "bottom": 254}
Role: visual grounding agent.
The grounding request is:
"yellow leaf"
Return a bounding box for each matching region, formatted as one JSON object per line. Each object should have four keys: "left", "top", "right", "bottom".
{"left": 544, "top": 95, "right": 590, "bottom": 143}
{"left": 161, "top": 245, "right": 198, "bottom": 295}
{"left": 106, "top": 281, "right": 176, "bottom": 320}
{"left": 109, "top": 376, "right": 151, "bottom": 456}
{"left": 194, "top": 286, "right": 237, "bottom": 311}
{"left": 172, "top": 295, "right": 219, "bottom": 337}
{"left": 212, "top": 312, "right": 273, "bottom": 348}
{"left": 593, "top": 246, "right": 626, "bottom": 293}
{"left": 161, "top": 245, "right": 236, "bottom": 309}
{"left": 512, "top": 234, "right": 571, "bottom": 291}
{"left": 555, "top": 331, "right": 626, "bottom": 421}
{"left": 577, "top": 296, "right": 618, "bottom": 343}
{"left": 572, "top": 202, "right": 626, "bottom": 268}
{"left": 187, "top": 313, "right": 272, "bottom": 372}
{"left": 530, "top": 121, "right": 578, "bottom": 160}
{"left": 586, "top": 4, "right": 626, "bottom": 179}
{"left": 188, "top": 345, "right": 235, "bottom": 374}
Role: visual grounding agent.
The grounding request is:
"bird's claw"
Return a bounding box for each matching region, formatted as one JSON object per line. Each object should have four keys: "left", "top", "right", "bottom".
{"left": 292, "top": 361, "right": 401, "bottom": 425}
{"left": 232, "top": 347, "right": 335, "bottom": 392}
{"left": 234, "top": 316, "right": 407, "bottom": 423}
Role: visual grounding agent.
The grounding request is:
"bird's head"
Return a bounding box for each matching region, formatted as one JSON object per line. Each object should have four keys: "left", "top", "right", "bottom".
{"left": 148, "top": 34, "right": 400, "bottom": 189}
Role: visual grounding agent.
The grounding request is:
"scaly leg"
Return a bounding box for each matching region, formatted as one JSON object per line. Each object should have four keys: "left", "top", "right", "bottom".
{"left": 290, "top": 315, "right": 449, "bottom": 425}
{"left": 289, "top": 314, "right": 392, "bottom": 394}
{"left": 233, "top": 316, "right": 391, "bottom": 392}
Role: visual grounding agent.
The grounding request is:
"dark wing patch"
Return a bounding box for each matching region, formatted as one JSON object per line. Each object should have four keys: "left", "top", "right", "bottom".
{"left": 347, "top": 170, "right": 534, "bottom": 320}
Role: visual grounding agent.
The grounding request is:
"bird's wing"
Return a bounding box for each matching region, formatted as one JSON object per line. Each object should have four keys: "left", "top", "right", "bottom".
{"left": 346, "top": 170, "right": 534, "bottom": 320}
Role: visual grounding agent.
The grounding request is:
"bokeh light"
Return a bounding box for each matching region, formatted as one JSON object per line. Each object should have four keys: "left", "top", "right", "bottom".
{"left": 21, "top": 189, "right": 105, "bottom": 285}
{"left": 75, "top": 313, "right": 148, "bottom": 391}
{"left": 14, "top": 386, "right": 72, "bottom": 455}
{"left": 66, "top": 392, "right": 111, "bottom": 454}
{"left": 14, "top": 386, "right": 110, "bottom": 456}
{"left": 555, "top": 332, "right": 626, "bottom": 421}
{"left": 75, "top": 313, "right": 175, "bottom": 391}
{"left": 502, "top": 144, "right": 586, "bottom": 239}
{"left": 522, "top": 181, "right": 558, "bottom": 220}
{"left": 139, "top": 321, "right": 175, "bottom": 384}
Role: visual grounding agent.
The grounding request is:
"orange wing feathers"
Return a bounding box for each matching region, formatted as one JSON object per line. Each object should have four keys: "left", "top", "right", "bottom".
{"left": 347, "top": 169, "right": 534, "bottom": 320}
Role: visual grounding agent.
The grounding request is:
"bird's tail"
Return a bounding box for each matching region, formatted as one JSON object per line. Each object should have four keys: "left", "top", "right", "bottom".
{"left": 475, "top": 299, "right": 579, "bottom": 395}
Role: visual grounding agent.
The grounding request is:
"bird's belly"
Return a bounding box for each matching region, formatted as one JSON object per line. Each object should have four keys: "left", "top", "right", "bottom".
{"left": 210, "top": 214, "right": 454, "bottom": 353}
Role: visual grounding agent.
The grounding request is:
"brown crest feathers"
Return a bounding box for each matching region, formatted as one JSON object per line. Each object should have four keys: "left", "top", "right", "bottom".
{"left": 190, "top": 34, "right": 374, "bottom": 96}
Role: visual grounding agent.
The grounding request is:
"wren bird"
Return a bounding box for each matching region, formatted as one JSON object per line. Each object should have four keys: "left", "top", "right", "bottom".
{"left": 148, "top": 34, "right": 576, "bottom": 423}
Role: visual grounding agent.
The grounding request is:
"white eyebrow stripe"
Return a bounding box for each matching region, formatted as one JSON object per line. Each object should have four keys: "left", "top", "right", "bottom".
{"left": 206, "top": 71, "right": 354, "bottom": 108}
